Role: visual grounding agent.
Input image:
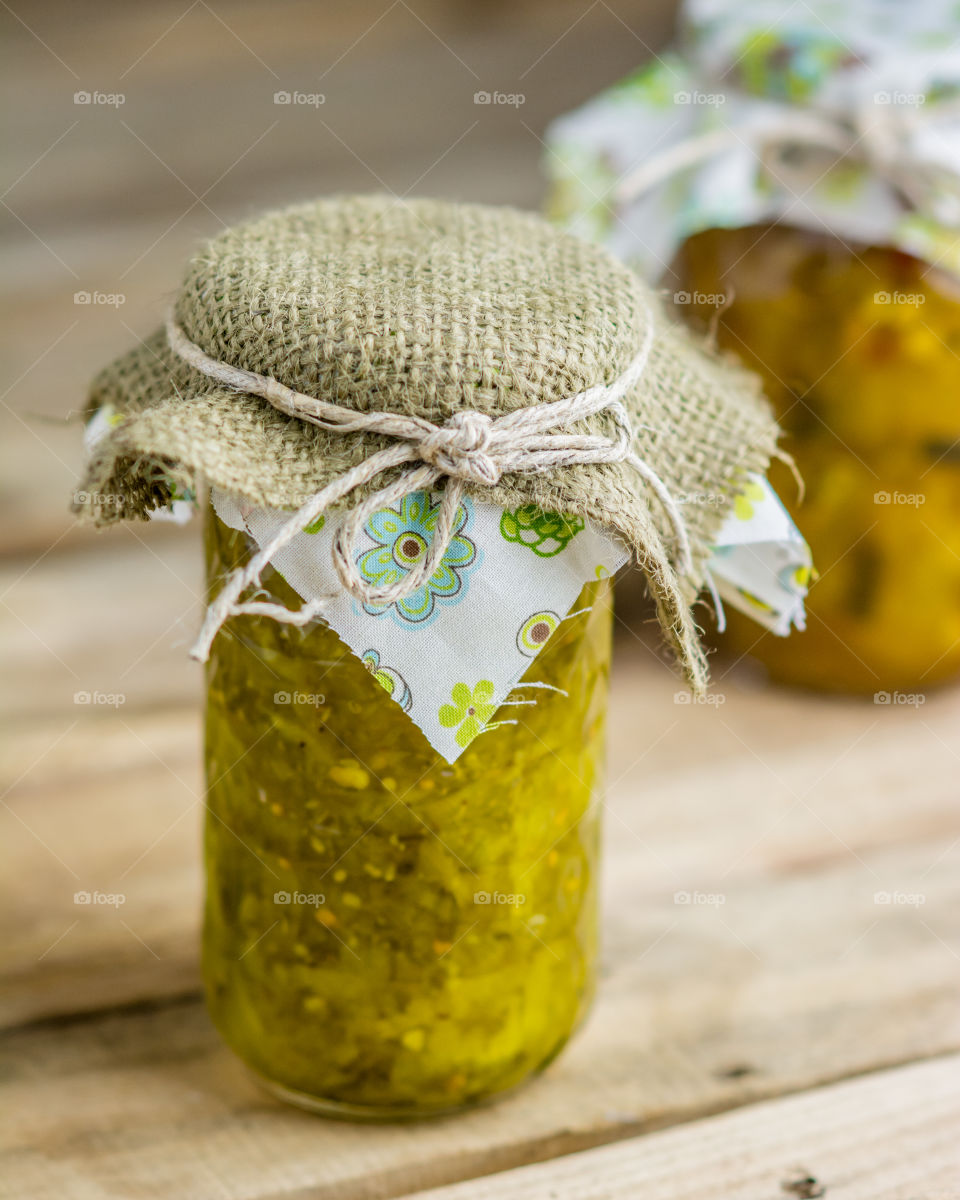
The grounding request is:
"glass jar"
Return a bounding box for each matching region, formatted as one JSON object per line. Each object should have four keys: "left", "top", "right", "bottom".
{"left": 201, "top": 504, "right": 611, "bottom": 1119}
{"left": 673, "top": 222, "right": 960, "bottom": 693}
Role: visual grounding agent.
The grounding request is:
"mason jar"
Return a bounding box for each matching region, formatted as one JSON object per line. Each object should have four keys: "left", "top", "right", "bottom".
{"left": 673, "top": 223, "right": 960, "bottom": 693}
{"left": 201, "top": 503, "right": 610, "bottom": 1119}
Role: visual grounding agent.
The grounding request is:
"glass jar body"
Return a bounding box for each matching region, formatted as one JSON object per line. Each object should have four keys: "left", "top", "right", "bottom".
{"left": 201, "top": 508, "right": 611, "bottom": 1119}
{"left": 672, "top": 222, "right": 960, "bottom": 693}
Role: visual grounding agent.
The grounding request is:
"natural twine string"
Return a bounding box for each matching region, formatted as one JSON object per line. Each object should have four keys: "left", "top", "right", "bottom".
{"left": 165, "top": 315, "right": 692, "bottom": 661}
{"left": 616, "top": 102, "right": 960, "bottom": 222}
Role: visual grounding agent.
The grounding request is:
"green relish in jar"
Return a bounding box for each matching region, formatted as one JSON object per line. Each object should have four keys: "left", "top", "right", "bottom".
{"left": 203, "top": 508, "right": 610, "bottom": 1116}
{"left": 75, "top": 194, "right": 785, "bottom": 1118}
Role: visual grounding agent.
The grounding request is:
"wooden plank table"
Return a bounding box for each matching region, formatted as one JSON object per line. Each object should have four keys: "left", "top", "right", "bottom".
{"left": 3, "top": 2, "right": 960, "bottom": 1197}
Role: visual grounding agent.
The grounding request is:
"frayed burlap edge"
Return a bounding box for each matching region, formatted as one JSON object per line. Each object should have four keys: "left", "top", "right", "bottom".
{"left": 73, "top": 196, "right": 782, "bottom": 692}
{"left": 76, "top": 354, "right": 778, "bottom": 695}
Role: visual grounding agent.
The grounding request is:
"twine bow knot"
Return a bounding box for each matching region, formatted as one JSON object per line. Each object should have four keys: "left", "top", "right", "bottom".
{"left": 418, "top": 410, "right": 500, "bottom": 485}
{"left": 165, "top": 315, "right": 692, "bottom": 661}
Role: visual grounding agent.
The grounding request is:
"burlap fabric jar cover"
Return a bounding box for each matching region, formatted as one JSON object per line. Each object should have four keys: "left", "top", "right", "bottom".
{"left": 72, "top": 196, "right": 787, "bottom": 1117}
{"left": 77, "top": 194, "right": 781, "bottom": 688}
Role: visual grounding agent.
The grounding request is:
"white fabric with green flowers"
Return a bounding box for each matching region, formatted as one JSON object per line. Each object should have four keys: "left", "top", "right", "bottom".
{"left": 705, "top": 473, "right": 811, "bottom": 636}
{"left": 84, "top": 360, "right": 809, "bottom": 762}
{"left": 545, "top": 0, "right": 960, "bottom": 281}
{"left": 211, "top": 470, "right": 808, "bottom": 762}
{"left": 213, "top": 488, "right": 627, "bottom": 763}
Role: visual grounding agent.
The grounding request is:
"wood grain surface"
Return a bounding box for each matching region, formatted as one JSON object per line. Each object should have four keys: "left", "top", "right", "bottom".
{"left": 399, "top": 1055, "right": 960, "bottom": 1200}
{"left": 2, "top": 2, "right": 959, "bottom": 1198}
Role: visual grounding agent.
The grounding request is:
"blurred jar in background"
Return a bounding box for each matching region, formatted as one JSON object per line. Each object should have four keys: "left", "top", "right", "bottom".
{"left": 674, "top": 227, "right": 960, "bottom": 692}
{"left": 546, "top": 0, "right": 960, "bottom": 693}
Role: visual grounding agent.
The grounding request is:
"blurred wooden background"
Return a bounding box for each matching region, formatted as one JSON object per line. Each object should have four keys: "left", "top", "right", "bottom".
{"left": 3, "top": 3, "right": 960, "bottom": 1198}
{"left": 0, "top": 0, "right": 677, "bottom": 552}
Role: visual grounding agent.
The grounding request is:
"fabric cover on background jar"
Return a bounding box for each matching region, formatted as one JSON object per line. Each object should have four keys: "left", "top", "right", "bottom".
{"left": 546, "top": 0, "right": 960, "bottom": 693}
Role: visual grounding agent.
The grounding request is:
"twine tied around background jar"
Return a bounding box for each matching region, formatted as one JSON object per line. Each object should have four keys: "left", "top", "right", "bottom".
{"left": 616, "top": 100, "right": 960, "bottom": 224}
{"left": 165, "top": 315, "right": 693, "bottom": 661}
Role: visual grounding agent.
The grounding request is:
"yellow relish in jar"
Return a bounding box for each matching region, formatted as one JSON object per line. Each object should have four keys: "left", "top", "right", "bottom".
{"left": 202, "top": 508, "right": 610, "bottom": 1117}
{"left": 675, "top": 225, "right": 960, "bottom": 692}
{"left": 74, "top": 194, "right": 785, "bottom": 1120}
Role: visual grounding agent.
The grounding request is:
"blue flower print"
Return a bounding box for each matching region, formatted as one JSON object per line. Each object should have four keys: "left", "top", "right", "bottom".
{"left": 357, "top": 491, "right": 478, "bottom": 625}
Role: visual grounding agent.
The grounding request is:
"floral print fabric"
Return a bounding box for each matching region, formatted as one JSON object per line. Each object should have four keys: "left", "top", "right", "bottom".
{"left": 705, "top": 473, "right": 812, "bottom": 636}
{"left": 545, "top": 0, "right": 960, "bottom": 284}
{"left": 358, "top": 492, "right": 478, "bottom": 625}
{"left": 212, "top": 488, "right": 627, "bottom": 763}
